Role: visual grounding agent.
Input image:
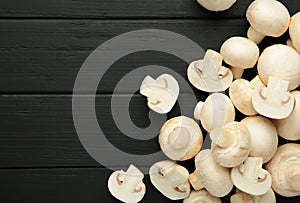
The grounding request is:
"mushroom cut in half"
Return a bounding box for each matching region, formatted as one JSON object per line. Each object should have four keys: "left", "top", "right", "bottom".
{"left": 230, "top": 188, "right": 276, "bottom": 203}
{"left": 187, "top": 49, "right": 233, "bottom": 92}
{"left": 149, "top": 160, "right": 190, "bottom": 200}
{"left": 210, "top": 121, "right": 251, "bottom": 168}
{"left": 159, "top": 116, "right": 203, "bottom": 161}
{"left": 220, "top": 37, "right": 259, "bottom": 79}
{"left": 183, "top": 189, "right": 221, "bottom": 203}
{"left": 140, "top": 74, "right": 179, "bottom": 114}
{"left": 246, "top": 0, "right": 290, "bottom": 44}
{"left": 231, "top": 157, "right": 272, "bottom": 196}
{"left": 290, "top": 12, "right": 300, "bottom": 53}
{"left": 189, "top": 149, "right": 233, "bottom": 197}
{"left": 266, "top": 143, "right": 300, "bottom": 197}
{"left": 196, "top": 0, "right": 236, "bottom": 12}
{"left": 108, "top": 165, "right": 146, "bottom": 203}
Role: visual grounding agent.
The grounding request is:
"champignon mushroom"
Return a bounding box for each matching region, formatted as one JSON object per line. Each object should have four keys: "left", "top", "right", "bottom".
{"left": 231, "top": 157, "right": 272, "bottom": 196}
{"left": 229, "top": 76, "right": 265, "bottom": 116}
{"left": 290, "top": 12, "right": 300, "bottom": 53}
{"left": 183, "top": 189, "right": 221, "bottom": 203}
{"left": 273, "top": 91, "right": 300, "bottom": 140}
{"left": 140, "top": 74, "right": 179, "bottom": 114}
{"left": 246, "top": 0, "right": 290, "bottom": 44}
{"left": 257, "top": 44, "right": 300, "bottom": 91}
{"left": 252, "top": 76, "right": 295, "bottom": 119}
{"left": 108, "top": 165, "right": 146, "bottom": 203}
{"left": 196, "top": 0, "right": 237, "bottom": 12}
{"left": 241, "top": 116, "right": 278, "bottom": 163}
{"left": 149, "top": 160, "right": 190, "bottom": 200}
{"left": 194, "top": 93, "right": 235, "bottom": 132}
{"left": 159, "top": 116, "right": 203, "bottom": 161}
{"left": 210, "top": 121, "right": 251, "bottom": 168}
{"left": 220, "top": 36, "right": 260, "bottom": 79}
{"left": 187, "top": 49, "right": 233, "bottom": 92}
{"left": 189, "top": 149, "right": 233, "bottom": 197}
{"left": 230, "top": 188, "right": 276, "bottom": 203}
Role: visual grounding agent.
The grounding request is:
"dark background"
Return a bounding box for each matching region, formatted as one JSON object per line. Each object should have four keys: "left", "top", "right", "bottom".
{"left": 0, "top": 0, "right": 300, "bottom": 202}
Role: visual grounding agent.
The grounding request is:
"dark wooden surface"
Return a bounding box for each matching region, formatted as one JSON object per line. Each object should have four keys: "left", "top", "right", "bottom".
{"left": 0, "top": 0, "right": 300, "bottom": 202}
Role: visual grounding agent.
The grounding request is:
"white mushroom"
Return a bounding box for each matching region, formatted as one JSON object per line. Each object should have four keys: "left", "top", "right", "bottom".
{"left": 273, "top": 91, "right": 300, "bottom": 141}
{"left": 189, "top": 149, "right": 233, "bottom": 197}
{"left": 187, "top": 49, "right": 233, "bottom": 92}
{"left": 266, "top": 143, "right": 300, "bottom": 197}
{"left": 108, "top": 165, "right": 146, "bottom": 203}
{"left": 290, "top": 12, "right": 300, "bottom": 53}
{"left": 196, "top": 0, "right": 237, "bottom": 12}
{"left": 231, "top": 157, "right": 272, "bottom": 196}
{"left": 210, "top": 121, "right": 251, "bottom": 168}
{"left": 229, "top": 76, "right": 265, "bottom": 116}
{"left": 257, "top": 44, "right": 300, "bottom": 91}
{"left": 194, "top": 93, "right": 235, "bottom": 132}
{"left": 183, "top": 189, "right": 221, "bottom": 203}
{"left": 252, "top": 76, "right": 295, "bottom": 119}
{"left": 230, "top": 188, "right": 276, "bottom": 203}
{"left": 220, "top": 36, "right": 260, "bottom": 79}
{"left": 246, "top": 0, "right": 290, "bottom": 44}
{"left": 140, "top": 74, "right": 179, "bottom": 114}
{"left": 159, "top": 116, "right": 203, "bottom": 161}
{"left": 241, "top": 116, "right": 278, "bottom": 163}
{"left": 149, "top": 160, "right": 190, "bottom": 200}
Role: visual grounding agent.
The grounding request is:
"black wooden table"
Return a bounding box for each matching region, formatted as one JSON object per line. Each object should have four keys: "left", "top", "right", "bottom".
{"left": 0, "top": 0, "right": 300, "bottom": 202}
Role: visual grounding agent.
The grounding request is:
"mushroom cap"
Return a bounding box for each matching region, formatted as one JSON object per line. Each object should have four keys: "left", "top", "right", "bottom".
{"left": 290, "top": 12, "right": 300, "bottom": 53}
{"left": 230, "top": 188, "right": 276, "bottom": 203}
{"left": 241, "top": 116, "right": 278, "bottom": 163}
{"left": 257, "top": 44, "right": 300, "bottom": 91}
{"left": 183, "top": 189, "right": 221, "bottom": 203}
{"left": 149, "top": 160, "right": 190, "bottom": 200}
{"left": 159, "top": 116, "right": 203, "bottom": 161}
{"left": 220, "top": 37, "right": 260, "bottom": 69}
{"left": 196, "top": 0, "right": 237, "bottom": 12}
{"left": 273, "top": 91, "right": 300, "bottom": 141}
{"left": 108, "top": 165, "right": 146, "bottom": 203}
{"left": 246, "top": 0, "right": 290, "bottom": 37}
{"left": 266, "top": 143, "right": 300, "bottom": 197}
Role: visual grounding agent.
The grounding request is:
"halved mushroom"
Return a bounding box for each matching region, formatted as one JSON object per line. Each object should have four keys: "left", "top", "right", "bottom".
{"left": 196, "top": 0, "right": 236, "bottom": 12}
{"left": 257, "top": 44, "right": 300, "bottom": 91}
{"left": 231, "top": 157, "right": 272, "bottom": 196}
{"left": 210, "top": 121, "right": 251, "bottom": 168}
{"left": 159, "top": 116, "right": 203, "bottom": 161}
{"left": 108, "top": 165, "right": 146, "bottom": 203}
{"left": 183, "top": 189, "right": 221, "bottom": 203}
{"left": 273, "top": 91, "right": 300, "bottom": 141}
{"left": 194, "top": 93, "right": 235, "bottom": 132}
{"left": 241, "top": 116, "right": 278, "bottom": 163}
{"left": 266, "top": 143, "right": 300, "bottom": 197}
{"left": 189, "top": 149, "right": 233, "bottom": 197}
{"left": 230, "top": 188, "right": 276, "bottom": 203}
{"left": 149, "top": 160, "right": 190, "bottom": 200}
{"left": 140, "top": 74, "right": 179, "bottom": 114}
{"left": 220, "top": 37, "right": 260, "bottom": 79}
{"left": 246, "top": 0, "right": 290, "bottom": 44}
{"left": 229, "top": 76, "right": 265, "bottom": 116}
{"left": 187, "top": 49, "right": 233, "bottom": 92}
{"left": 290, "top": 12, "right": 300, "bottom": 53}
{"left": 252, "top": 76, "right": 295, "bottom": 119}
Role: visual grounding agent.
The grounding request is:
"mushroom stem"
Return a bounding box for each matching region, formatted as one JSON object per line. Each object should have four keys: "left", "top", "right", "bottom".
{"left": 249, "top": 76, "right": 265, "bottom": 89}
{"left": 247, "top": 26, "right": 265, "bottom": 44}
{"left": 125, "top": 165, "right": 144, "bottom": 186}
{"left": 200, "top": 50, "right": 223, "bottom": 81}
{"left": 242, "top": 157, "right": 264, "bottom": 183}
{"left": 189, "top": 171, "right": 205, "bottom": 190}
{"left": 194, "top": 101, "right": 204, "bottom": 120}
{"left": 230, "top": 66, "right": 244, "bottom": 79}
{"left": 168, "top": 127, "right": 190, "bottom": 150}
{"left": 263, "top": 77, "right": 290, "bottom": 105}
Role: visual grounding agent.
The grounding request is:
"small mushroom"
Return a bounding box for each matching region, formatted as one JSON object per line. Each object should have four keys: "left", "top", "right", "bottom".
{"left": 196, "top": 0, "right": 237, "bottom": 12}
{"left": 229, "top": 76, "right": 265, "bottom": 116}
{"left": 220, "top": 36, "right": 260, "bottom": 79}
{"left": 266, "top": 143, "right": 300, "bottom": 197}
{"left": 252, "top": 76, "right": 295, "bottom": 119}
{"left": 231, "top": 157, "right": 272, "bottom": 196}
{"left": 159, "top": 116, "right": 203, "bottom": 161}
{"left": 189, "top": 149, "right": 233, "bottom": 197}
{"left": 290, "top": 12, "right": 300, "bottom": 53}
{"left": 273, "top": 91, "right": 300, "bottom": 141}
{"left": 257, "top": 44, "right": 300, "bottom": 91}
{"left": 210, "top": 121, "right": 251, "bottom": 168}
{"left": 140, "top": 74, "right": 179, "bottom": 114}
{"left": 187, "top": 49, "right": 233, "bottom": 92}
{"left": 194, "top": 93, "right": 235, "bottom": 132}
{"left": 241, "top": 116, "right": 278, "bottom": 163}
{"left": 246, "top": 0, "right": 290, "bottom": 44}
{"left": 183, "top": 189, "right": 221, "bottom": 203}
{"left": 230, "top": 188, "right": 276, "bottom": 203}
{"left": 149, "top": 160, "right": 190, "bottom": 200}
{"left": 108, "top": 165, "right": 146, "bottom": 203}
